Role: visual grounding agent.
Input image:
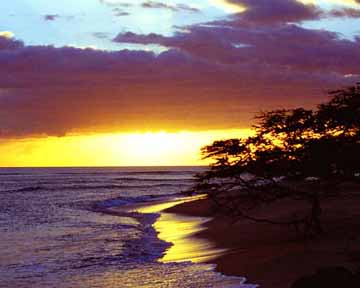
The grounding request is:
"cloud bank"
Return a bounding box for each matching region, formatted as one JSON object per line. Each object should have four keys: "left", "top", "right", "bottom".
{"left": 1, "top": 0, "right": 359, "bottom": 138}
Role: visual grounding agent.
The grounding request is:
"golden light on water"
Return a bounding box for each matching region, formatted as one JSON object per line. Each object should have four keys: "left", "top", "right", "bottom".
{"left": 0, "top": 129, "right": 251, "bottom": 167}
{"left": 154, "top": 212, "right": 226, "bottom": 263}
{"left": 134, "top": 196, "right": 227, "bottom": 263}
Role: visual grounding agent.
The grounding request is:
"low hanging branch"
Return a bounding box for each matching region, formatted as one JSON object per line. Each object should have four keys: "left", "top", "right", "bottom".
{"left": 193, "top": 84, "right": 360, "bottom": 238}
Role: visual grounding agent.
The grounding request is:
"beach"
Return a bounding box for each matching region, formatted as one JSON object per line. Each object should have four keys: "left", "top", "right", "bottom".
{"left": 163, "top": 192, "right": 360, "bottom": 288}
{"left": 1, "top": 167, "right": 359, "bottom": 287}
{"left": 2, "top": 167, "right": 259, "bottom": 288}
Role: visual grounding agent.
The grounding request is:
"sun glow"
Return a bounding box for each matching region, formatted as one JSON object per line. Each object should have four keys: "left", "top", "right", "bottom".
{"left": 0, "top": 31, "right": 14, "bottom": 39}
{"left": 0, "top": 129, "right": 252, "bottom": 167}
{"left": 209, "top": 0, "right": 245, "bottom": 13}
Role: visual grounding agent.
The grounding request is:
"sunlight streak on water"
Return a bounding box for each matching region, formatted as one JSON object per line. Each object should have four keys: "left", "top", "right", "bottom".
{"left": 156, "top": 212, "right": 227, "bottom": 263}
{"left": 132, "top": 195, "right": 227, "bottom": 263}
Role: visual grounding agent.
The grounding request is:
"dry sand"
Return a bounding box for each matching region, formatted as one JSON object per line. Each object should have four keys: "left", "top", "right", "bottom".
{"left": 164, "top": 194, "right": 360, "bottom": 288}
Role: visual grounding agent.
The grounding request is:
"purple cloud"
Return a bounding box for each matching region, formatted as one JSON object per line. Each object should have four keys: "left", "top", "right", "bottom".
{"left": 2, "top": 0, "right": 360, "bottom": 141}
{"left": 114, "top": 23, "right": 360, "bottom": 76}
{"left": 44, "top": 14, "right": 60, "bottom": 21}
{"left": 226, "top": 0, "right": 322, "bottom": 25}
{"left": 329, "top": 8, "right": 360, "bottom": 18}
{"left": 0, "top": 35, "right": 24, "bottom": 50}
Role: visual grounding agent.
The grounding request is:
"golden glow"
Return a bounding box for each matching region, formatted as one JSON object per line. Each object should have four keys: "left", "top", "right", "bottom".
{"left": 0, "top": 31, "right": 14, "bottom": 39}
{"left": 209, "top": 0, "right": 245, "bottom": 13}
{"left": 134, "top": 196, "right": 226, "bottom": 263}
{"left": 135, "top": 195, "right": 207, "bottom": 214}
{"left": 0, "top": 129, "right": 252, "bottom": 167}
{"left": 155, "top": 212, "right": 226, "bottom": 263}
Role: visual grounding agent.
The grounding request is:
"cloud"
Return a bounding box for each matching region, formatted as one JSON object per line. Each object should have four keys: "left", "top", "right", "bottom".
{"left": 211, "top": 0, "right": 360, "bottom": 21}
{"left": 114, "top": 23, "right": 360, "bottom": 76}
{"left": 113, "top": 0, "right": 360, "bottom": 75}
{"left": 93, "top": 32, "right": 111, "bottom": 39}
{"left": 99, "top": 1, "right": 131, "bottom": 17}
{"left": 0, "top": 31, "right": 15, "bottom": 39}
{"left": 99, "top": 0, "right": 132, "bottom": 7}
{"left": 44, "top": 14, "right": 60, "bottom": 21}
{"left": 223, "top": 0, "right": 322, "bottom": 25}
{"left": 0, "top": 34, "right": 24, "bottom": 50}
{"left": 2, "top": 0, "right": 360, "bottom": 138}
{"left": 141, "top": 1, "right": 200, "bottom": 13}
{"left": 0, "top": 30, "right": 357, "bottom": 138}
{"left": 112, "top": 7, "right": 131, "bottom": 16}
{"left": 329, "top": 7, "right": 360, "bottom": 18}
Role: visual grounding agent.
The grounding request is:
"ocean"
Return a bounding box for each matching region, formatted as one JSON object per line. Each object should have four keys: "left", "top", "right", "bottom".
{"left": 0, "top": 167, "right": 255, "bottom": 287}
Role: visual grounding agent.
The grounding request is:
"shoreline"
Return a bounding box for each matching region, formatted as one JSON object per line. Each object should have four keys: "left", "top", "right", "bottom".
{"left": 127, "top": 195, "right": 228, "bottom": 264}
{"left": 107, "top": 195, "right": 257, "bottom": 287}
{"left": 164, "top": 195, "right": 360, "bottom": 288}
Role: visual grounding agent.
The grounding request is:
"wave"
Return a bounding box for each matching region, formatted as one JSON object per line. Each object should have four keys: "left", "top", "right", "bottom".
{"left": 26, "top": 170, "right": 201, "bottom": 176}
{"left": 97, "top": 197, "right": 257, "bottom": 288}
{"left": 115, "top": 177, "right": 194, "bottom": 182}
{"left": 119, "top": 170, "right": 200, "bottom": 175}
{"left": 94, "top": 194, "right": 176, "bottom": 209}
{"left": 77, "top": 183, "right": 189, "bottom": 190}
{"left": 2, "top": 183, "right": 191, "bottom": 194}
{"left": 5, "top": 186, "right": 44, "bottom": 193}
{"left": 0, "top": 173, "right": 27, "bottom": 176}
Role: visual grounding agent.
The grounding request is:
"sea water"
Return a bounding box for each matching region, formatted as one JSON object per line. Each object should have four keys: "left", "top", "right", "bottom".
{"left": 0, "top": 167, "right": 256, "bottom": 287}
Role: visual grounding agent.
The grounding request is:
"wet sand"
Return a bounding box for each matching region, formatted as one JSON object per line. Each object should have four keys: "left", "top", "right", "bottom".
{"left": 130, "top": 195, "right": 227, "bottom": 263}
{"left": 164, "top": 195, "right": 360, "bottom": 288}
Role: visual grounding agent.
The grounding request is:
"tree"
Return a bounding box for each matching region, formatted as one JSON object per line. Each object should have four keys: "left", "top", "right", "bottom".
{"left": 193, "top": 84, "right": 360, "bottom": 238}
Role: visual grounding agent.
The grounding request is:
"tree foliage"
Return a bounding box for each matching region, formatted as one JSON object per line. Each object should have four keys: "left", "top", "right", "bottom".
{"left": 194, "top": 84, "right": 360, "bottom": 237}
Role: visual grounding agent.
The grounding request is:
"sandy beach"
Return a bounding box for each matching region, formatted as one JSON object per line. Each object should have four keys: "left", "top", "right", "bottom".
{"left": 164, "top": 193, "right": 360, "bottom": 288}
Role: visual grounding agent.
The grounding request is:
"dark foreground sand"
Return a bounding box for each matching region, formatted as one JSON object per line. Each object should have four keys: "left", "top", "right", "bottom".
{"left": 164, "top": 193, "right": 360, "bottom": 288}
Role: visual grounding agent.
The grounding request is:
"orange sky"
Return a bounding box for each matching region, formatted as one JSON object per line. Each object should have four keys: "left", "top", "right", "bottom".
{"left": 0, "top": 130, "right": 252, "bottom": 167}
{"left": 1, "top": 0, "right": 360, "bottom": 166}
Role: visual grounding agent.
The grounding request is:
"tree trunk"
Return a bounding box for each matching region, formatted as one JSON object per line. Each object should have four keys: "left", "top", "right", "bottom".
{"left": 304, "top": 194, "right": 323, "bottom": 238}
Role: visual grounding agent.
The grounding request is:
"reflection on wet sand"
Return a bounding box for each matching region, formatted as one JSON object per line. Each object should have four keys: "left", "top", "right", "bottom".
{"left": 134, "top": 196, "right": 227, "bottom": 263}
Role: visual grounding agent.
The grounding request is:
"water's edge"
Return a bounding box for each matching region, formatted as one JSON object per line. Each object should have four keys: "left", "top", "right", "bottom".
{"left": 101, "top": 196, "right": 258, "bottom": 288}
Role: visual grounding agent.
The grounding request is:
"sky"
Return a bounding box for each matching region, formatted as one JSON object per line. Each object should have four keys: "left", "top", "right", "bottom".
{"left": 1, "top": 0, "right": 360, "bottom": 166}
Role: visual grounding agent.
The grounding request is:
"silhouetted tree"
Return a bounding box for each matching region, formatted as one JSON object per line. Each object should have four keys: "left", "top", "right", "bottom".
{"left": 194, "top": 84, "right": 360, "bottom": 238}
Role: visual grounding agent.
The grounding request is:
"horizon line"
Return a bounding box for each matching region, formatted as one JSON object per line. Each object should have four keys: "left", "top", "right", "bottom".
{"left": 0, "top": 165, "right": 208, "bottom": 169}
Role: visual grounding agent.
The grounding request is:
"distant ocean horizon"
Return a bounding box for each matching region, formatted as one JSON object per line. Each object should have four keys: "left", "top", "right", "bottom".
{"left": 0, "top": 166, "right": 254, "bottom": 287}
{"left": 0, "top": 165, "right": 208, "bottom": 168}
